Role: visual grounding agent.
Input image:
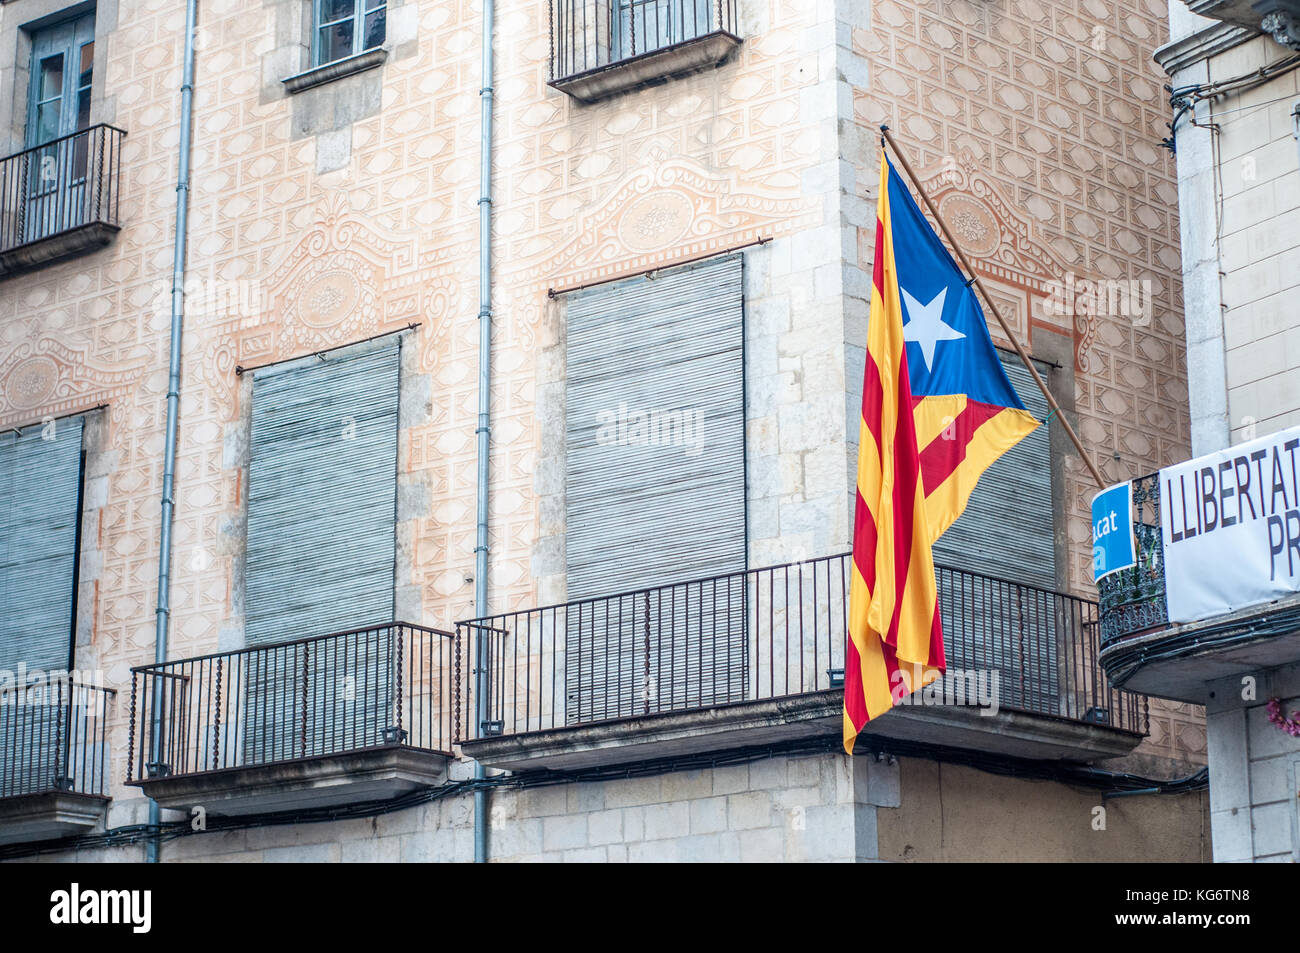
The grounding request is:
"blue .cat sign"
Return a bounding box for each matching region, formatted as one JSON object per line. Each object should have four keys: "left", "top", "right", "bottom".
{"left": 1092, "top": 482, "right": 1136, "bottom": 581}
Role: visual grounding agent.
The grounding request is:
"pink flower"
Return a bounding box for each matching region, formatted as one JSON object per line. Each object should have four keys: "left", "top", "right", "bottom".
{"left": 1266, "top": 697, "right": 1300, "bottom": 737}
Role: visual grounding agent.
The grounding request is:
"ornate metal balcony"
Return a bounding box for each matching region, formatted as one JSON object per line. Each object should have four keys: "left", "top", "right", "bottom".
{"left": 0, "top": 124, "right": 125, "bottom": 278}
{"left": 127, "top": 622, "right": 455, "bottom": 815}
{"left": 0, "top": 676, "right": 114, "bottom": 845}
{"left": 456, "top": 555, "right": 1149, "bottom": 770}
{"left": 1097, "top": 472, "right": 1170, "bottom": 648}
{"left": 549, "top": 0, "right": 742, "bottom": 102}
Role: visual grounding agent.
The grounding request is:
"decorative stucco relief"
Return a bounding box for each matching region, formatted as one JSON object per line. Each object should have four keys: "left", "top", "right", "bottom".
{"left": 0, "top": 334, "right": 144, "bottom": 429}
{"left": 521, "top": 153, "right": 820, "bottom": 298}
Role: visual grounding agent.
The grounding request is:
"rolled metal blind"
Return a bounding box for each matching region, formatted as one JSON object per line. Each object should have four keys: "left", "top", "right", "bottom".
{"left": 0, "top": 415, "right": 83, "bottom": 794}
{"left": 244, "top": 342, "right": 399, "bottom": 761}
{"left": 0, "top": 416, "right": 83, "bottom": 673}
{"left": 932, "top": 354, "right": 1059, "bottom": 713}
{"left": 932, "top": 354, "right": 1055, "bottom": 588}
{"left": 564, "top": 254, "right": 747, "bottom": 722}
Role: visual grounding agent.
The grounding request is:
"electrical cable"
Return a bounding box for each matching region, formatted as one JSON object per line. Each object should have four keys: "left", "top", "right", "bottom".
{"left": 1161, "top": 52, "right": 1300, "bottom": 151}
{"left": 0, "top": 732, "right": 1209, "bottom": 860}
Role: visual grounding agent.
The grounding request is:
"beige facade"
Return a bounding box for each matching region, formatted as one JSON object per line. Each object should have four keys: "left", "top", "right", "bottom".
{"left": 0, "top": 0, "right": 1211, "bottom": 861}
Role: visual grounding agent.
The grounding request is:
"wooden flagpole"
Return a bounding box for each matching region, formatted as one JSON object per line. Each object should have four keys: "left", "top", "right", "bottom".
{"left": 879, "top": 126, "right": 1108, "bottom": 491}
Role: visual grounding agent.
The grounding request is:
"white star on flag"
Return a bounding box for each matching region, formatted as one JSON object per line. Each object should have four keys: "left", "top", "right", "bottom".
{"left": 901, "top": 286, "right": 965, "bottom": 372}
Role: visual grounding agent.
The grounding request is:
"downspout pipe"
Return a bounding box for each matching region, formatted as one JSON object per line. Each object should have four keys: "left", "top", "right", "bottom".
{"left": 146, "top": 0, "right": 198, "bottom": 864}
{"left": 472, "top": 0, "right": 495, "bottom": 865}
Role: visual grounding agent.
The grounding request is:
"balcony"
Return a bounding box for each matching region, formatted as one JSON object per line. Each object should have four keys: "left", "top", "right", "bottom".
{"left": 0, "top": 677, "right": 114, "bottom": 846}
{"left": 549, "top": 0, "right": 742, "bottom": 103}
{"left": 0, "top": 125, "right": 125, "bottom": 279}
{"left": 128, "top": 623, "right": 455, "bottom": 816}
{"left": 1098, "top": 470, "right": 1300, "bottom": 702}
{"left": 456, "top": 555, "right": 1149, "bottom": 772}
{"left": 1181, "top": 0, "right": 1300, "bottom": 42}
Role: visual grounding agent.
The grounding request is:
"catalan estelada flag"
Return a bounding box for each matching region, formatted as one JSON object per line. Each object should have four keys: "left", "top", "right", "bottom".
{"left": 843, "top": 155, "right": 1039, "bottom": 754}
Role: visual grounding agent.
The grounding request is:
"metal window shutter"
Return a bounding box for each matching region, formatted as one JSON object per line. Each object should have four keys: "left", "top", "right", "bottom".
{"left": 244, "top": 342, "right": 399, "bottom": 761}
{"left": 564, "top": 255, "right": 747, "bottom": 723}
{"left": 0, "top": 416, "right": 83, "bottom": 795}
{"left": 931, "top": 354, "right": 1059, "bottom": 713}
{"left": 0, "top": 417, "right": 83, "bottom": 672}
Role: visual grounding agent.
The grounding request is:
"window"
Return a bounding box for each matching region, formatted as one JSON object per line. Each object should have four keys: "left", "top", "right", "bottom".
{"left": 932, "top": 353, "right": 1058, "bottom": 712}
{"left": 0, "top": 417, "right": 84, "bottom": 676}
{"left": 26, "top": 14, "right": 94, "bottom": 149}
{"left": 314, "top": 0, "right": 386, "bottom": 67}
{"left": 243, "top": 341, "right": 400, "bottom": 760}
{"left": 22, "top": 14, "right": 96, "bottom": 243}
{"left": 0, "top": 417, "right": 85, "bottom": 797}
{"left": 613, "top": 0, "right": 713, "bottom": 60}
{"left": 562, "top": 255, "right": 747, "bottom": 722}
{"left": 550, "top": 0, "right": 740, "bottom": 101}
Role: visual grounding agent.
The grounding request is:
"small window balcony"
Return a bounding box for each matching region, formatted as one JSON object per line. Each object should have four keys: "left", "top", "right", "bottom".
{"left": 0, "top": 125, "right": 126, "bottom": 278}
{"left": 550, "top": 0, "right": 742, "bottom": 103}
{"left": 127, "top": 623, "right": 455, "bottom": 816}
{"left": 0, "top": 678, "right": 114, "bottom": 846}
{"left": 1098, "top": 471, "right": 1300, "bottom": 701}
{"left": 456, "top": 555, "right": 1150, "bottom": 772}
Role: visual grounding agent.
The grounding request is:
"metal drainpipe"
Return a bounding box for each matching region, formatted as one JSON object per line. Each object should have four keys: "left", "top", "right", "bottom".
{"left": 146, "top": 0, "right": 198, "bottom": 864}
{"left": 472, "top": 0, "right": 495, "bottom": 865}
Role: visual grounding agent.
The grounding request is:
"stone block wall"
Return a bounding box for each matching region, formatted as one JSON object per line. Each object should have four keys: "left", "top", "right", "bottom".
{"left": 1205, "top": 663, "right": 1300, "bottom": 862}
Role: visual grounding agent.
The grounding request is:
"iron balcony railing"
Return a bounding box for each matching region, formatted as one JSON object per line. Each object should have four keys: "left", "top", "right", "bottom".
{"left": 1097, "top": 472, "right": 1169, "bottom": 648}
{"left": 550, "top": 0, "right": 739, "bottom": 81}
{"left": 0, "top": 124, "right": 125, "bottom": 258}
{"left": 456, "top": 554, "right": 1149, "bottom": 743}
{"left": 1, "top": 676, "right": 114, "bottom": 799}
{"left": 127, "top": 622, "right": 455, "bottom": 782}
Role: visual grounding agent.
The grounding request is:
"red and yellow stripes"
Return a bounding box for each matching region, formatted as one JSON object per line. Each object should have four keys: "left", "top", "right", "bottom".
{"left": 844, "top": 156, "right": 945, "bottom": 754}
{"left": 914, "top": 395, "right": 1038, "bottom": 543}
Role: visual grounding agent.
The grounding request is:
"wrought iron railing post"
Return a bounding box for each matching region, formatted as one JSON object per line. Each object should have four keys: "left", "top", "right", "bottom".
{"left": 127, "top": 671, "right": 137, "bottom": 783}
{"left": 16, "top": 146, "right": 28, "bottom": 243}
{"left": 299, "top": 642, "right": 310, "bottom": 760}
{"left": 212, "top": 657, "right": 223, "bottom": 770}
{"left": 389, "top": 624, "right": 406, "bottom": 745}
{"left": 454, "top": 626, "right": 462, "bottom": 744}
{"left": 643, "top": 590, "right": 652, "bottom": 715}
{"left": 53, "top": 678, "right": 67, "bottom": 790}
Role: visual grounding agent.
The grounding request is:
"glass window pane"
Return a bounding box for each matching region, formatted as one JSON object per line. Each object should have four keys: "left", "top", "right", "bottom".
{"left": 365, "top": 0, "right": 385, "bottom": 11}
{"left": 362, "top": 9, "right": 385, "bottom": 50}
{"left": 73, "top": 125, "right": 90, "bottom": 178}
{"left": 318, "top": 21, "right": 354, "bottom": 64}
{"left": 78, "top": 42, "right": 94, "bottom": 134}
{"left": 38, "top": 54, "right": 64, "bottom": 101}
{"left": 76, "top": 85, "right": 91, "bottom": 131}
{"left": 79, "top": 42, "right": 94, "bottom": 86}
{"left": 36, "top": 102, "right": 60, "bottom": 145}
{"left": 320, "top": 0, "right": 353, "bottom": 24}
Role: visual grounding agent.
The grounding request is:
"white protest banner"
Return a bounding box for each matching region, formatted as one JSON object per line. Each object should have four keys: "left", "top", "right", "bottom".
{"left": 1160, "top": 425, "right": 1300, "bottom": 623}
